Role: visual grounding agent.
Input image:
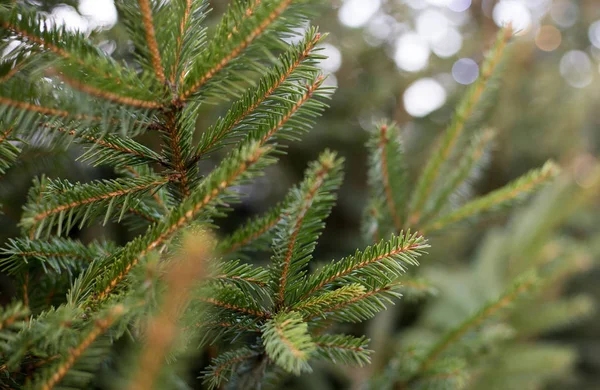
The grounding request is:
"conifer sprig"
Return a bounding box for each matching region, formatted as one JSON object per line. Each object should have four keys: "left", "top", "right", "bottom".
{"left": 180, "top": 0, "right": 302, "bottom": 101}
{"left": 32, "top": 304, "right": 125, "bottom": 390}
{"left": 0, "top": 237, "right": 114, "bottom": 276}
{"left": 299, "top": 232, "right": 427, "bottom": 301}
{"left": 408, "top": 26, "right": 513, "bottom": 226}
{"left": 269, "top": 150, "right": 344, "bottom": 308}
{"left": 415, "top": 272, "right": 537, "bottom": 376}
{"left": 421, "top": 161, "right": 559, "bottom": 234}
{"left": 21, "top": 176, "right": 172, "bottom": 238}
{"left": 262, "top": 311, "right": 316, "bottom": 375}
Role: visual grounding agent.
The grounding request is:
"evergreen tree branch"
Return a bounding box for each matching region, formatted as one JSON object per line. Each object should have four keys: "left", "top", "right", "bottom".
{"left": 262, "top": 311, "right": 315, "bottom": 375}
{"left": 0, "top": 237, "right": 114, "bottom": 276}
{"left": 421, "top": 161, "right": 559, "bottom": 234}
{"left": 179, "top": 0, "right": 294, "bottom": 101}
{"left": 84, "top": 143, "right": 273, "bottom": 303}
{"left": 42, "top": 123, "right": 166, "bottom": 168}
{"left": 0, "top": 126, "right": 20, "bottom": 175}
{"left": 198, "top": 296, "right": 270, "bottom": 319}
{"left": 271, "top": 150, "right": 343, "bottom": 308}
{"left": 313, "top": 334, "right": 371, "bottom": 367}
{"left": 305, "top": 282, "right": 400, "bottom": 323}
{"left": 170, "top": 0, "right": 193, "bottom": 85}
{"left": 0, "top": 301, "right": 29, "bottom": 331}
{"left": 194, "top": 29, "right": 323, "bottom": 159}
{"left": 202, "top": 347, "right": 259, "bottom": 390}
{"left": 259, "top": 75, "right": 324, "bottom": 146}
{"left": 377, "top": 123, "right": 402, "bottom": 230}
{"left": 0, "top": 58, "right": 26, "bottom": 83}
{"left": 300, "top": 232, "right": 427, "bottom": 301}
{"left": 137, "top": 0, "right": 166, "bottom": 84}
{"left": 292, "top": 284, "right": 366, "bottom": 319}
{"left": 415, "top": 272, "right": 537, "bottom": 376}
{"left": 0, "top": 8, "right": 151, "bottom": 93}
{"left": 218, "top": 206, "right": 287, "bottom": 256}
{"left": 51, "top": 70, "right": 162, "bottom": 110}
{"left": 128, "top": 231, "right": 210, "bottom": 390}
{"left": 422, "top": 128, "right": 496, "bottom": 222}
{"left": 163, "top": 109, "right": 191, "bottom": 198}
{"left": 0, "top": 95, "right": 101, "bottom": 122}
{"left": 22, "top": 176, "right": 172, "bottom": 238}
{"left": 33, "top": 304, "right": 125, "bottom": 390}
{"left": 408, "top": 26, "right": 512, "bottom": 225}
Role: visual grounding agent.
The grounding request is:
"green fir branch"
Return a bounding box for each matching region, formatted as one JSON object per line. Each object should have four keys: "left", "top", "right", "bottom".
{"left": 262, "top": 311, "right": 315, "bottom": 375}
{"left": 312, "top": 334, "right": 372, "bottom": 367}
{"left": 20, "top": 175, "right": 172, "bottom": 238}
{"left": 0, "top": 237, "right": 115, "bottom": 276}
{"left": 269, "top": 150, "right": 344, "bottom": 308}
{"left": 421, "top": 161, "right": 559, "bottom": 234}
{"left": 408, "top": 26, "right": 513, "bottom": 226}
{"left": 299, "top": 232, "right": 427, "bottom": 301}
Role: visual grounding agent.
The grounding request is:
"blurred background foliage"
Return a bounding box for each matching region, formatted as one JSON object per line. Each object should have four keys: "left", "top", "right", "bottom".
{"left": 1, "top": 0, "right": 599, "bottom": 388}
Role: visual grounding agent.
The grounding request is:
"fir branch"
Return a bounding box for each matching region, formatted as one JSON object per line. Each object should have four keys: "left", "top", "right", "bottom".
{"left": 83, "top": 142, "right": 273, "bottom": 303}
{"left": 128, "top": 231, "right": 210, "bottom": 390}
{"left": 198, "top": 296, "right": 270, "bottom": 319}
{"left": 121, "top": 166, "right": 169, "bottom": 213}
{"left": 0, "top": 7, "right": 152, "bottom": 95}
{"left": 313, "top": 334, "right": 372, "bottom": 367}
{"left": 0, "top": 237, "right": 114, "bottom": 276}
{"left": 51, "top": 70, "right": 162, "bottom": 110}
{"left": 162, "top": 109, "right": 191, "bottom": 198}
{"left": 262, "top": 311, "right": 315, "bottom": 375}
{"left": 218, "top": 205, "right": 287, "bottom": 256}
{"left": 259, "top": 75, "right": 324, "bottom": 146}
{"left": 422, "top": 128, "right": 496, "bottom": 222}
{"left": 416, "top": 272, "right": 537, "bottom": 375}
{"left": 0, "top": 56, "right": 28, "bottom": 84}
{"left": 42, "top": 123, "right": 166, "bottom": 168}
{"left": 421, "top": 161, "right": 559, "bottom": 234}
{"left": 0, "top": 95, "right": 100, "bottom": 122}
{"left": 170, "top": 0, "right": 193, "bottom": 85}
{"left": 0, "top": 301, "right": 29, "bottom": 331}
{"left": 194, "top": 29, "right": 323, "bottom": 158}
{"left": 202, "top": 347, "right": 259, "bottom": 390}
{"left": 210, "top": 259, "right": 270, "bottom": 295}
{"left": 137, "top": 0, "right": 166, "bottom": 84}
{"left": 304, "top": 282, "right": 400, "bottom": 323}
{"left": 21, "top": 176, "right": 172, "bottom": 238}
{"left": 0, "top": 126, "right": 20, "bottom": 175}
{"left": 408, "top": 26, "right": 512, "bottom": 225}
{"left": 180, "top": 0, "right": 294, "bottom": 101}
{"left": 271, "top": 150, "right": 344, "bottom": 308}
{"left": 33, "top": 304, "right": 125, "bottom": 390}
{"left": 292, "top": 284, "right": 366, "bottom": 320}
{"left": 299, "top": 232, "right": 427, "bottom": 301}
{"left": 378, "top": 124, "right": 402, "bottom": 230}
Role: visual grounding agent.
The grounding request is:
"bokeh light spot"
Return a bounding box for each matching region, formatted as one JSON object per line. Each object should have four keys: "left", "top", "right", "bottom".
{"left": 588, "top": 20, "right": 600, "bottom": 49}
{"left": 431, "top": 27, "right": 463, "bottom": 58}
{"left": 416, "top": 9, "right": 449, "bottom": 43}
{"left": 452, "top": 58, "right": 479, "bottom": 85}
{"left": 535, "top": 25, "right": 562, "bottom": 52}
{"left": 492, "top": 1, "right": 532, "bottom": 34}
{"left": 550, "top": 0, "right": 579, "bottom": 28}
{"left": 394, "top": 33, "right": 430, "bottom": 72}
{"left": 318, "top": 44, "right": 342, "bottom": 74}
{"left": 448, "top": 0, "right": 472, "bottom": 12}
{"left": 403, "top": 78, "right": 447, "bottom": 117}
{"left": 560, "top": 50, "right": 593, "bottom": 88}
{"left": 338, "top": 0, "right": 381, "bottom": 28}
